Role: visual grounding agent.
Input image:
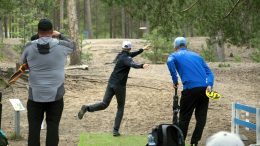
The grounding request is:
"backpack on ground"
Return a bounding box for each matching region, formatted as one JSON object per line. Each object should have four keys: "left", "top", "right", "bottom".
{"left": 0, "top": 129, "right": 8, "bottom": 146}
{"left": 147, "top": 124, "right": 185, "bottom": 146}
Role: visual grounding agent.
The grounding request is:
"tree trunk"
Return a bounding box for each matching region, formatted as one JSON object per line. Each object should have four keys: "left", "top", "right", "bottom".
{"left": 60, "top": 0, "right": 64, "bottom": 30}
{"left": 121, "top": 7, "right": 126, "bottom": 38}
{"left": 84, "top": 0, "right": 93, "bottom": 39}
{"left": 0, "top": 17, "right": 3, "bottom": 42}
{"left": 76, "top": 0, "right": 80, "bottom": 20}
{"left": 94, "top": 0, "right": 98, "bottom": 39}
{"left": 145, "top": 18, "right": 150, "bottom": 34}
{"left": 109, "top": 3, "right": 115, "bottom": 38}
{"left": 7, "top": 16, "right": 13, "bottom": 38}
{"left": 53, "top": 4, "right": 60, "bottom": 30}
{"left": 4, "top": 16, "right": 8, "bottom": 38}
{"left": 67, "top": 0, "right": 81, "bottom": 65}
{"left": 215, "top": 31, "right": 225, "bottom": 62}
{"left": 129, "top": 15, "right": 133, "bottom": 38}
{"left": 125, "top": 12, "right": 130, "bottom": 38}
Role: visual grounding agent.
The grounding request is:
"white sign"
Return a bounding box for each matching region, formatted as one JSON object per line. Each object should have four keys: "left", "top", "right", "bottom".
{"left": 9, "top": 99, "right": 25, "bottom": 111}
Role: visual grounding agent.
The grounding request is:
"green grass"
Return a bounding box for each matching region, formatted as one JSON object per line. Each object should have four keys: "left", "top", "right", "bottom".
{"left": 78, "top": 133, "right": 147, "bottom": 146}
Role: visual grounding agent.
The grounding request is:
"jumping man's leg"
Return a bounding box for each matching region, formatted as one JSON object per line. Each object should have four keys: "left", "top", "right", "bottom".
{"left": 113, "top": 86, "right": 126, "bottom": 136}
{"left": 78, "top": 84, "right": 115, "bottom": 119}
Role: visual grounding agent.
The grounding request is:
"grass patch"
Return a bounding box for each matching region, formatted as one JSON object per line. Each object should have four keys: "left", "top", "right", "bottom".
{"left": 78, "top": 133, "right": 147, "bottom": 146}
{"left": 218, "top": 63, "right": 231, "bottom": 68}
{"left": 0, "top": 78, "right": 8, "bottom": 90}
{"left": 0, "top": 43, "right": 5, "bottom": 61}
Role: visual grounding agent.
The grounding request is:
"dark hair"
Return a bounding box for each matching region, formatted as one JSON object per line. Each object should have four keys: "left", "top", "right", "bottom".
{"left": 179, "top": 43, "right": 186, "bottom": 47}
{"left": 38, "top": 19, "right": 53, "bottom": 31}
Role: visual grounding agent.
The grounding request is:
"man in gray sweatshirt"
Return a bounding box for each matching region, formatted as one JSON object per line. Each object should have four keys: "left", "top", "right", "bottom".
{"left": 21, "top": 19, "right": 74, "bottom": 146}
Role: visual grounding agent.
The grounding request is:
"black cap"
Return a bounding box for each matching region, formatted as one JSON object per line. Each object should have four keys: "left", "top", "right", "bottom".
{"left": 38, "top": 19, "right": 53, "bottom": 31}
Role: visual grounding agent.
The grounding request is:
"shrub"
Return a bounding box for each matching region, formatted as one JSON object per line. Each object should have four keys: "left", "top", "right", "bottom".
{"left": 200, "top": 40, "right": 216, "bottom": 62}
{"left": 0, "top": 43, "right": 4, "bottom": 61}
{"left": 81, "top": 51, "right": 92, "bottom": 62}
{"left": 143, "top": 29, "right": 172, "bottom": 64}
{"left": 234, "top": 55, "right": 241, "bottom": 62}
{"left": 218, "top": 63, "right": 230, "bottom": 68}
{"left": 250, "top": 48, "right": 260, "bottom": 62}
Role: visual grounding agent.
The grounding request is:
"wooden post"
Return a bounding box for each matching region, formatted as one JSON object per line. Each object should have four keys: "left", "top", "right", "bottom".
{"left": 14, "top": 111, "right": 20, "bottom": 138}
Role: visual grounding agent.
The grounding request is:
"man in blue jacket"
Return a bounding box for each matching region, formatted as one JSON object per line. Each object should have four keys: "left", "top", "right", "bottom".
{"left": 78, "top": 41, "right": 150, "bottom": 136}
{"left": 167, "top": 37, "right": 214, "bottom": 146}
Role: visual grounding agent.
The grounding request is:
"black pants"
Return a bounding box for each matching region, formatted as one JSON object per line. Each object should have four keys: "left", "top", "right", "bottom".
{"left": 27, "top": 99, "right": 64, "bottom": 146}
{"left": 87, "top": 84, "right": 126, "bottom": 131}
{"left": 178, "top": 87, "right": 209, "bottom": 144}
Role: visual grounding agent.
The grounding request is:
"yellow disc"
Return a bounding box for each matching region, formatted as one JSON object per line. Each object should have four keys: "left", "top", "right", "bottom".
{"left": 206, "top": 90, "right": 221, "bottom": 100}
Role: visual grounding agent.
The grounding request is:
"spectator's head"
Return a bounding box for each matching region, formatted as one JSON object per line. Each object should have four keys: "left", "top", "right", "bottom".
{"left": 122, "top": 41, "right": 132, "bottom": 51}
{"left": 173, "top": 37, "right": 187, "bottom": 50}
{"left": 206, "top": 131, "right": 244, "bottom": 146}
{"left": 37, "top": 19, "right": 53, "bottom": 37}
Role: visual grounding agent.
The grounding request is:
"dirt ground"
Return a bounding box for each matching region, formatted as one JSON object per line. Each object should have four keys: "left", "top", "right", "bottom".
{"left": 0, "top": 38, "right": 259, "bottom": 146}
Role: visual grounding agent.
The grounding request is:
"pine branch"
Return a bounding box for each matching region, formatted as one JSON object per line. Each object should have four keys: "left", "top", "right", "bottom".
{"left": 224, "top": 0, "right": 242, "bottom": 18}
{"left": 181, "top": 0, "right": 200, "bottom": 12}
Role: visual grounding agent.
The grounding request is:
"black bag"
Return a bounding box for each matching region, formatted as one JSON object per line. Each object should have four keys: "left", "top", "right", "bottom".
{"left": 147, "top": 124, "right": 185, "bottom": 146}
{"left": 0, "top": 129, "right": 8, "bottom": 146}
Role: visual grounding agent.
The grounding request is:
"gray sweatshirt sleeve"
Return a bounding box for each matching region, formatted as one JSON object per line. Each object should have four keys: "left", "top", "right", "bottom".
{"left": 59, "top": 40, "right": 75, "bottom": 54}
{"left": 20, "top": 42, "right": 32, "bottom": 64}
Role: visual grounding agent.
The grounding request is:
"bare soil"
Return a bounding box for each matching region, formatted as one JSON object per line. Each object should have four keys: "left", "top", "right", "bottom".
{"left": 0, "top": 38, "right": 259, "bottom": 146}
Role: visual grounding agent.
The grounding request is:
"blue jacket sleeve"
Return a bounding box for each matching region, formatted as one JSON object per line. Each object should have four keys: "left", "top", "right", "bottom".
{"left": 202, "top": 59, "right": 214, "bottom": 87}
{"left": 167, "top": 54, "right": 178, "bottom": 84}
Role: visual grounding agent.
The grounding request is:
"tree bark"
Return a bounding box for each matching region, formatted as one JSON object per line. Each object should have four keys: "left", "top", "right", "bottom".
{"left": 109, "top": 4, "right": 114, "bottom": 38}
{"left": 60, "top": 0, "right": 64, "bottom": 30}
{"left": 121, "top": 7, "right": 126, "bottom": 38}
{"left": 53, "top": 3, "right": 60, "bottom": 30}
{"left": 0, "top": 17, "right": 3, "bottom": 42}
{"left": 215, "top": 31, "right": 225, "bottom": 62}
{"left": 84, "top": 0, "right": 93, "bottom": 39}
{"left": 94, "top": 0, "right": 98, "bottom": 39}
{"left": 7, "top": 16, "right": 13, "bottom": 38}
{"left": 67, "top": 0, "right": 81, "bottom": 65}
{"left": 4, "top": 16, "right": 8, "bottom": 38}
{"left": 76, "top": 0, "right": 81, "bottom": 20}
{"left": 125, "top": 11, "right": 130, "bottom": 38}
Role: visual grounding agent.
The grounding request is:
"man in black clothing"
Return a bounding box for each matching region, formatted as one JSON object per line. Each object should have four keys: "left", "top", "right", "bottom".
{"left": 78, "top": 40, "right": 149, "bottom": 136}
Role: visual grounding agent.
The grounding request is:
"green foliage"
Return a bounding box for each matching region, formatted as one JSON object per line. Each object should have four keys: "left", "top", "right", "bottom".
{"left": 13, "top": 44, "right": 24, "bottom": 55}
{"left": 251, "top": 48, "right": 260, "bottom": 63}
{"left": 78, "top": 133, "right": 146, "bottom": 146}
{"left": 250, "top": 30, "right": 260, "bottom": 62}
{"left": 234, "top": 55, "right": 241, "bottom": 62}
{"left": 200, "top": 40, "right": 216, "bottom": 62}
{"left": 9, "top": 132, "right": 23, "bottom": 140}
{"left": 0, "top": 43, "right": 4, "bottom": 61}
{"left": 0, "top": 78, "right": 6, "bottom": 90}
{"left": 218, "top": 63, "right": 230, "bottom": 68}
{"left": 81, "top": 51, "right": 93, "bottom": 62}
{"left": 143, "top": 28, "right": 172, "bottom": 63}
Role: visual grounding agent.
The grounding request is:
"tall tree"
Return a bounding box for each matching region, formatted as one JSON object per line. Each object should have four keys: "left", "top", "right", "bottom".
{"left": 67, "top": 0, "right": 81, "bottom": 65}
{"left": 60, "top": 0, "right": 64, "bottom": 30}
{"left": 3, "top": 17, "right": 8, "bottom": 38}
{"left": 0, "top": 17, "right": 3, "bottom": 42}
{"left": 121, "top": 7, "right": 126, "bottom": 38}
{"left": 84, "top": 0, "right": 93, "bottom": 38}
